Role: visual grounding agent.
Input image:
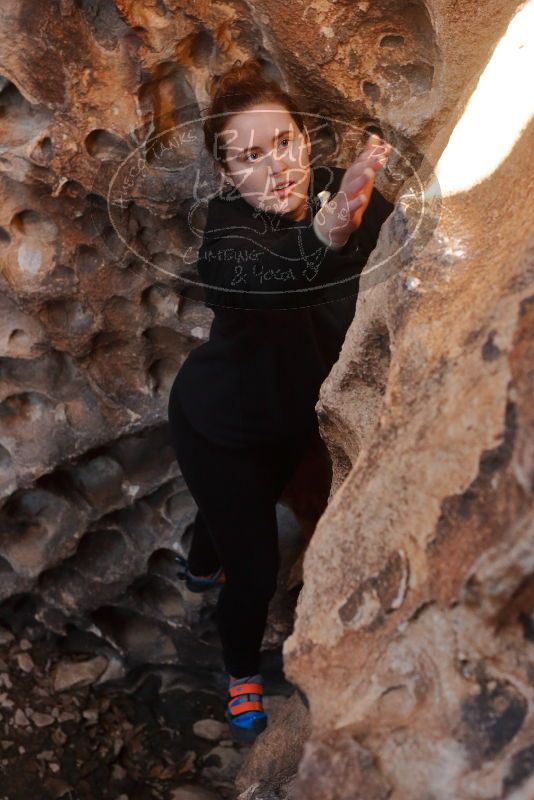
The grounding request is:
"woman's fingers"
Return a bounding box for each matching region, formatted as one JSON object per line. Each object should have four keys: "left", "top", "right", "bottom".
{"left": 330, "top": 140, "right": 391, "bottom": 234}
{"left": 342, "top": 161, "right": 373, "bottom": 189}
{"left": 362, "top": 134, "right": 392, "bottom": 158}
{"left": 359, "top": 167, "right": 376, "bottom": 196}
{"left": 368, "top": 155, "right": 388, "bottom": 171}
{"left": 347, "top": 193, "right": 366, "bottom": 212}
{"left": 349, "top": 166, "right": 375, "bottom": 226}
{"left": 363, "top": 133, "right": 381, "bottom": 151}
{"left": 361, "top": 150, "right": 390, "bottom": 173}
{"left": 344, "top": 162, "right": 379, "bottom": 195}
{"left": 357, "top": 136, "right": 392, "bottom": 170}
{"left": 343, "top": 150, "right": 390, "bottom": 186}
{"left": 345, "top": 174, "right": 367, "bottom": 192}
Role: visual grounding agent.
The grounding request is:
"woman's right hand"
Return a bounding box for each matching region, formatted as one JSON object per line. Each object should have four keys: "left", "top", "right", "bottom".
{"left": 313, "top": 134, "right": 391, "bottom": 249}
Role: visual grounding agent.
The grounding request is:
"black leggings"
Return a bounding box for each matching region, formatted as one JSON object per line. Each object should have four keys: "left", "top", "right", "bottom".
{"left": 167, "top": 388, "right": 316, "bottom": 677}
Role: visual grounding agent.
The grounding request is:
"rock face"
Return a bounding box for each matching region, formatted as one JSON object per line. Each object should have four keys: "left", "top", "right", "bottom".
{"left": 0, "top": 1, "right": 532, "bottom": 799}
{"left": 278, "top": 7, "right": 534, "bottom": 800}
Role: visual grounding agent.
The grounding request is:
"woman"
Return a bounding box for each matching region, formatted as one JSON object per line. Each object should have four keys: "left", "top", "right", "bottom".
{"left": 167, "top": 57, "right": 393, "bottom": 743}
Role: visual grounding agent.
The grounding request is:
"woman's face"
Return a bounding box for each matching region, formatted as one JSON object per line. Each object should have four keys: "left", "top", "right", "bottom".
{"left": 219, "top": 102, "right": 312, "bottom": 221}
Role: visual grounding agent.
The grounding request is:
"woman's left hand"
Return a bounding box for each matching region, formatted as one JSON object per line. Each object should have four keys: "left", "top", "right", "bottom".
{"left": 348, "top": 133, "right": 392, "bottom": 228}
{"left": 314, "top": 134, "right": 391, "bottom": 248}
{"left": 353, "top": 134, "right": 391, "bottom": 228}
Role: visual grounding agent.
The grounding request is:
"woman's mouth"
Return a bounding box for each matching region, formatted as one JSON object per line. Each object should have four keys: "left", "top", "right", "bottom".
{"left": 272, "top": 180, "right": 295, "bottom": 197}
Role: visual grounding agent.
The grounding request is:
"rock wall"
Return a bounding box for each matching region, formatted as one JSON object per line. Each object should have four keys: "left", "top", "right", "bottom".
{"left": 0, "top": 0, "right": 417, "bottom": 648}
{"left": 278, "top": 4, "right": 534, "bottom": 800}
{"left": 0, "top": 1, "right": 532, "bottom": 799}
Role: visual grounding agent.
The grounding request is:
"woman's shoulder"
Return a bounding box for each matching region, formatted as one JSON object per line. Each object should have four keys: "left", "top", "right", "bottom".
{"left": 200, "top": 185, "right": 250, "bottom": 238}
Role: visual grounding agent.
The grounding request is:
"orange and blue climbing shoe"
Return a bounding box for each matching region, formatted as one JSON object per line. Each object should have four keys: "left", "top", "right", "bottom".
{"left": 225, "top": 673, "right": 267, "bottom": 743}
{"left": 175, "top": 554, "right": 226, "bottom": 593}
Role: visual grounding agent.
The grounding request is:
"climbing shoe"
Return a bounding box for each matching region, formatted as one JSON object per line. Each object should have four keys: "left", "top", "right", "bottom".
{"left": 225, "top": 673, "right": 267, "bottom": 743}
{"left": 175, "top": 553, "right": 226, "bottom": 593}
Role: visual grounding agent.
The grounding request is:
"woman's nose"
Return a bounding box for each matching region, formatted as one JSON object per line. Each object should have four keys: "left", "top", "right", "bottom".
{"left": 268, "top": 149, "right": 288, "bottom": 170}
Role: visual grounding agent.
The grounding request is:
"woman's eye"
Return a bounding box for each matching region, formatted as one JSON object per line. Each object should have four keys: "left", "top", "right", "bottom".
{"left": 244, "top": 139, "right": 290, "bottom": 161}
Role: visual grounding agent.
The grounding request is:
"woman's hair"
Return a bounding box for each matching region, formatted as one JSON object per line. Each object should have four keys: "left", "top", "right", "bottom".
{"left": 202, "top": 58, "right": 307, "bottom": 169}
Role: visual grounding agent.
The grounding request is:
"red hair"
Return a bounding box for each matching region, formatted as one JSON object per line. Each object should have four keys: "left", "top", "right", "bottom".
{"left": 202, "top": 58, "right": 308, "bottom": 168}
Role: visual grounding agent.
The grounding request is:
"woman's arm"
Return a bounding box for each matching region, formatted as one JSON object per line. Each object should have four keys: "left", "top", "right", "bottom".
{"left": 193, "top": 176, "right": 394, "bottom": 311}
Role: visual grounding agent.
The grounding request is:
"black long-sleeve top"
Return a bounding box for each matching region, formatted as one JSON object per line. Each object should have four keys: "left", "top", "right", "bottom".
{"left": 172, "top": 163, "right": 394, "bottom": 447}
